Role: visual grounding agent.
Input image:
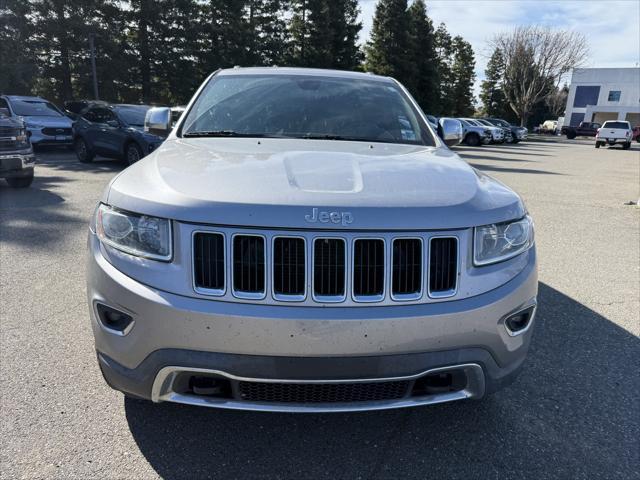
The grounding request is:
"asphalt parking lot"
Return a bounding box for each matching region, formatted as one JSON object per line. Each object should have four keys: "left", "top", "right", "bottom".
{"left": 1, "top": 139, "right": 639, "bottom": 479}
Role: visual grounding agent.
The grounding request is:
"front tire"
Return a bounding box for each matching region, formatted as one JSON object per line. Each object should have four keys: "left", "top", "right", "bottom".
{"left": 125, "top": 142, "right": 143, "bottom": 165}
{"left": 465, "top": 133, "right": 481, "bottom": 147}
{"left": 75, "top": 137, "right": 94, "bottom": 163}
{"left": 623, "top": 142, "right": 631, "bottom": 150}
{"left": 6, "top": 172, "right": 34, "bottom": 188}
{"left": 566, "top": 131, "right": 576, "bottom": 140}
{"left": 595, "top": 141, "right": 601, "bottom": 149}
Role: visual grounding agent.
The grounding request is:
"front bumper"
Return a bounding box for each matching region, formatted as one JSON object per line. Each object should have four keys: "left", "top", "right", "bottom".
{"left": 88, "top": 233, "right": 538, "bottom": 411}
{"left": 597, "top": 137, "right": 628, "bottom": 145}
{"left": 0, "top": 151, "right": 35, "bottom": 177}
{"left": 28, "top": 128, "right": 73, "bottom": 145}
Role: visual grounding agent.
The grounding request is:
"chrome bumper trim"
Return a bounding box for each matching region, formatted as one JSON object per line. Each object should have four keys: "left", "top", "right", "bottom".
{"left": 151, "top": 363, "right": 485, "bottom": 412}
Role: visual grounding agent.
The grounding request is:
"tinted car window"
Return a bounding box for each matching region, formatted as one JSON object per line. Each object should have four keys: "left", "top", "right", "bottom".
{"left": 115, "top": 106, "right": 149, "bottom": 126}
{"left": 182, "top": 74, "right": 434, "bottom": 146}
{"left": 85, "top": 108, "right": 115, "bottom": 124}
{"left": 11, "top": 100, "right": 63, "bottom": 117}
{"left": 602, "top": 121, "right": 630, "bottom": 129}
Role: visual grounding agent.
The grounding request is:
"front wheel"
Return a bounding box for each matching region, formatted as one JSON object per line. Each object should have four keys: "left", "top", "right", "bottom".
{"left": 465, "top": 133, "right": 481, "bottom": 147}
{"left": 623, "top": 142, "right": 631, "bottom": 150}
{"left": 595, "top": 141, "right": 601, "bottom": 149}
{"left": 125, "top": 143, "right": 143, "bottom": 165}
{"left": 6, "top": 172, "right": 34, "bottom": 188}
{"left": 566, "top": 132, "right": 576, "bottom": 140}
{"left": 75, "top": 137, "right": 94, "bottom": 163}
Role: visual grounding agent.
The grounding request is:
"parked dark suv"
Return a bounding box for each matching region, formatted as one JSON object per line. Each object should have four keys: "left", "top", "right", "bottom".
{"left": 73, "top": 104, "right": 165, "bottom": 164}
{"left": 0, "top": 108, "right": 35, "bottom": 187}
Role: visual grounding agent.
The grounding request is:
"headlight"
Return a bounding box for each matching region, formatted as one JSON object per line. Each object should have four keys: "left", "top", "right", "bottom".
{"left": 474, "top": 215, "right": 534, "bottom": 266}
{"left": 96, "top": 204, "right": 172, "bottom": 261}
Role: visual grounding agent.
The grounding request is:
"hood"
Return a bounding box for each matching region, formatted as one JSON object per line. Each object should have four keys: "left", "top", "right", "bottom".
{"left": 22, "top": 115, "right": 73, "bottom": 128}
{"left": 106, "top": 138, "right": 524, "bottom": 230}
{"left": 0, "top": 116, "right": 25, "bottom": 128}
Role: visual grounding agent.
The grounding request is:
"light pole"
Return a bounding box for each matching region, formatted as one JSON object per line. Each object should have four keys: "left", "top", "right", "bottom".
{"left": 89, "top": 33, "right": 99, "bottom": 100}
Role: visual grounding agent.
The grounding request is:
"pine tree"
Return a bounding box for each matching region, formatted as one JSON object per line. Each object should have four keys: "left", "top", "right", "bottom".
{"left": 407, "top": 0, "right": 438, "bottom": 113}
{"left": 0, "top": 1, "right": 38, "bottom": 95}
{"left": 365, "top": 0, "right": 411, "bottom": 82}
{"left": 479, "top": 48, "right": 508, "bottom": 118}
{"left": 450, "top": 36, "right": 475, "bottom": 116}
{"left": 289, "top": 0, "right": 362, "bottom": 69}
{"left": 433, "top": 22, "right": 454, "bottom": 115}
{"left": 246, "top": 0, "right": 290, "bottom": 66}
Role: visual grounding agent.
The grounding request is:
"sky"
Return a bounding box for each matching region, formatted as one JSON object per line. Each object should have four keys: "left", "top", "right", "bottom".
{"left": 357, "top": 0, "right": 640, "bottom": 100}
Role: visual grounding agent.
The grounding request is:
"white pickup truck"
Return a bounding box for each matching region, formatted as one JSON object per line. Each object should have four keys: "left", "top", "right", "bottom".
{"left": 595, "top": 120, "right": 633, "bottom": 149}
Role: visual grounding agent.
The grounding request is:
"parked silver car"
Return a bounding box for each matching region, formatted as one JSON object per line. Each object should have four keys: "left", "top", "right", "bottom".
{"left": 457, "top": 118, "right": 492, "bottom": 146}
{"left": 462, "top": 118, "right": 504, "bottom": 144}
{"left": 87, "top": 68, "right": 537, "bottom": 412}
{"left": 0, "top": 95, "right": 73, "bottom": 146}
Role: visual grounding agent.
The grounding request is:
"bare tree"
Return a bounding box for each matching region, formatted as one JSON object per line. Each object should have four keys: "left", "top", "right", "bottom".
{"left": 545, "top": 84, "right": 569, "bottom": 117}
{"left": 492, "top": 26, "right": 589, "bottom": 126}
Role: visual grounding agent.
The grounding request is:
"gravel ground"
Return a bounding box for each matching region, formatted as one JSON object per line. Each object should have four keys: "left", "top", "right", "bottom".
{"left": 1, "top": 139, "right": 638, "bottom": 479}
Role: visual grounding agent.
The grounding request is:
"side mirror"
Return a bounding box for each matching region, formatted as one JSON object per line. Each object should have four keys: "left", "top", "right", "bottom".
{"left": 106, "top": 119, "right": 119, "bottom": 128}
{"left": 145, "top": 107, "right": 171, "bottom": 137}
{"left": 439, "top": 118, "right": 463, "bottom": 147}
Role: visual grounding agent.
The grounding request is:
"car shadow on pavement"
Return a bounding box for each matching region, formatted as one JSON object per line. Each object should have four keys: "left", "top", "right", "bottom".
{"left": 468, "top": 163, "right": 564, "bottom": 176}
{"left": 124, "top": 283, "right": 639, "bottom": 479}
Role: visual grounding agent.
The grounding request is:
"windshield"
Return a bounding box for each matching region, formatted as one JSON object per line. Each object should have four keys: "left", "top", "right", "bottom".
{"left": 115, "top": 106, "right": 150, "bottom": 127}
{"left": 11, "top": 100, "right": 63, "bottom": 117}
{"left": 181, "top": 74, "right": 434, "bottom": 146}
{"left": 475, "top": 119, "right": 494, "bottom": 127}
{"left": 464, "top": 119, "right": 482, "bottom": 127}
{"left": 493, "top": 119, "right": 510, "bottom": 127}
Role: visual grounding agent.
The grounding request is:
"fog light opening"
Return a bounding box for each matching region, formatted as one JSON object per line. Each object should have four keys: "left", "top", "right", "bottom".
{"left": 504, "top": 305, "right": 535, "bottom": 336}
{"left": 188, "top": 376, "right": 232, "bottom": 398}
{"left": 411, "top": 370, "right": 467, "bottom": 396}
{"left": 96, "top": 303, "right": 134, "bottom": 335}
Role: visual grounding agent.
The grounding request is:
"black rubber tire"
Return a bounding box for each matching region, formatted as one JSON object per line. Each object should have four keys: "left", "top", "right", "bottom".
{"left": 623, "top": 142, "right": 631, "bottom": 150}
{"left": 465, "top": 133, "right": 481, "bottom": 147}
{"left": 512, "top": 139, "right": 520, "bottom": 144}
{"left": 75, "top": 137, "right": 94, "bottom": 163}
{"left": 125, "top": 142, "right": 143, "bottom": 165}
{"left": 566, "top": 131, "right": 576, "bottom": 140}
{"left": 6, "top": 172, "right": 34, "bottom": 188}
{"left": 595, "top": 142, "right": 601, "bottom": 148}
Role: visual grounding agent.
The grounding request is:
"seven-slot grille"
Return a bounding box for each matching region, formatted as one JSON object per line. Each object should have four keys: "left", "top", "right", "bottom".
{"left": 273, "top": 237, "right": 305, "bottom": 298}
{"left": 233, "top": 235, "right": 265, "bottom": 296}
{"left": 392, "top": 239, "right": 422, "bottom": 298}
{"left": 353, "top": 239, "right": 385, "bottom": 299}
{"left": 192, "top": 231, "right": 458, "bottom": 303}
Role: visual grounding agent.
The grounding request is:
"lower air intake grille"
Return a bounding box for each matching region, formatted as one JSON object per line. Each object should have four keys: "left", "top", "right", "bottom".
{"left": 238, "top": 380, "right": 410, "bottom": 403}
{"left": 429, "top": 237, "right": 458, "bottom": 295}
{"left": 233, "top": 235, "right": 265, "bottom": 295}
{"left": 273, "top": 237, "right": 305, "bottom": 297}
{"left": 392, "top": 239, "right": 422, "bottom": 297}
{"left": 313, "top": 238, "right": 346, "bottom": 298}
{"left": 353, "top": 239, "right": 385, "bottom": 298}
{"left": 193, "top": 232, "right": 225, "bottom": 292}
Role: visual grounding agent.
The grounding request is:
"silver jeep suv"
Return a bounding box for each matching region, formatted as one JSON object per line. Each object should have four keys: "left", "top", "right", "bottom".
{"left": 87, "top": 68, "right": 537, "bottom": 412}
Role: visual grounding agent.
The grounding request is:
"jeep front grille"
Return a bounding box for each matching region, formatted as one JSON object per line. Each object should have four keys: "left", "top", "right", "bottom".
{"left": 353, "top": 239, "right": 385, "bottom": 300}
{"left": 192, "top": 229, "right": 460, "bottom": 305}
{"left": 313, "top": 238, "right": 346, "bottom": 300}
{"left": 193, "top": 232, "right": 225, "bottom": 293}
{"left": 392, "top": 238, "right": 422, "bottom": 299}
{"left": 273, "top": 237, "right": 305, "bottom": 299}
{"left": 232, "top": 235, "right": 265, "bottom": 297}
{"left": 429, "top": 237, "right": 458, "bottom": 296}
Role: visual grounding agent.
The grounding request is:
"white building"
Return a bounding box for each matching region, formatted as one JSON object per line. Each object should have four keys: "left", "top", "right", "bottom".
{"left": 563, "top": 67, "right": 640, "bottom": 126}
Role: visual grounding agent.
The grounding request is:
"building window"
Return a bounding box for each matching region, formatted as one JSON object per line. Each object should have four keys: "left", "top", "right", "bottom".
{"left": 607, "top": 90, "right": 621, "bottom": 102}
{"left": 570, "top": 112, "right": 585, "bottom": 126}
{"left": 573, "top": 86, "right": 600, "bottom": 107}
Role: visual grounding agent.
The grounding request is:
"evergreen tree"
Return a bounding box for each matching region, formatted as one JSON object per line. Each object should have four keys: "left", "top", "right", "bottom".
{"left": 246, "top": 0, "right": 290, "bottom": 66}
{"left": 450, "top": 35, "right": 475, "bottom": 116}
{"left": 365, "top": 0, "right": 411, "bottom": 83}
{"left": 433, "top": 22, "right": 454, "bottom": 115}
{"left": 289, "top": 0, "right": 362, "bottom": 69}
{"left": 479, "top": 47, "right": 508, "bottom": 118}
{"left": 407, "top": 0, "right": 438, "bottom": 113}
{"left": 0, "top": 1, "right": 38, "bottom": 95}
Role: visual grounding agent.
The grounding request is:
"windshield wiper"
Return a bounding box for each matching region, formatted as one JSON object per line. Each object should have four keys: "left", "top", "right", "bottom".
{"left": 300, "top": 134, "right": 349, "bottom": 140}
{"left": 183, "top": 130, "right": 288, "bottom": 138}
